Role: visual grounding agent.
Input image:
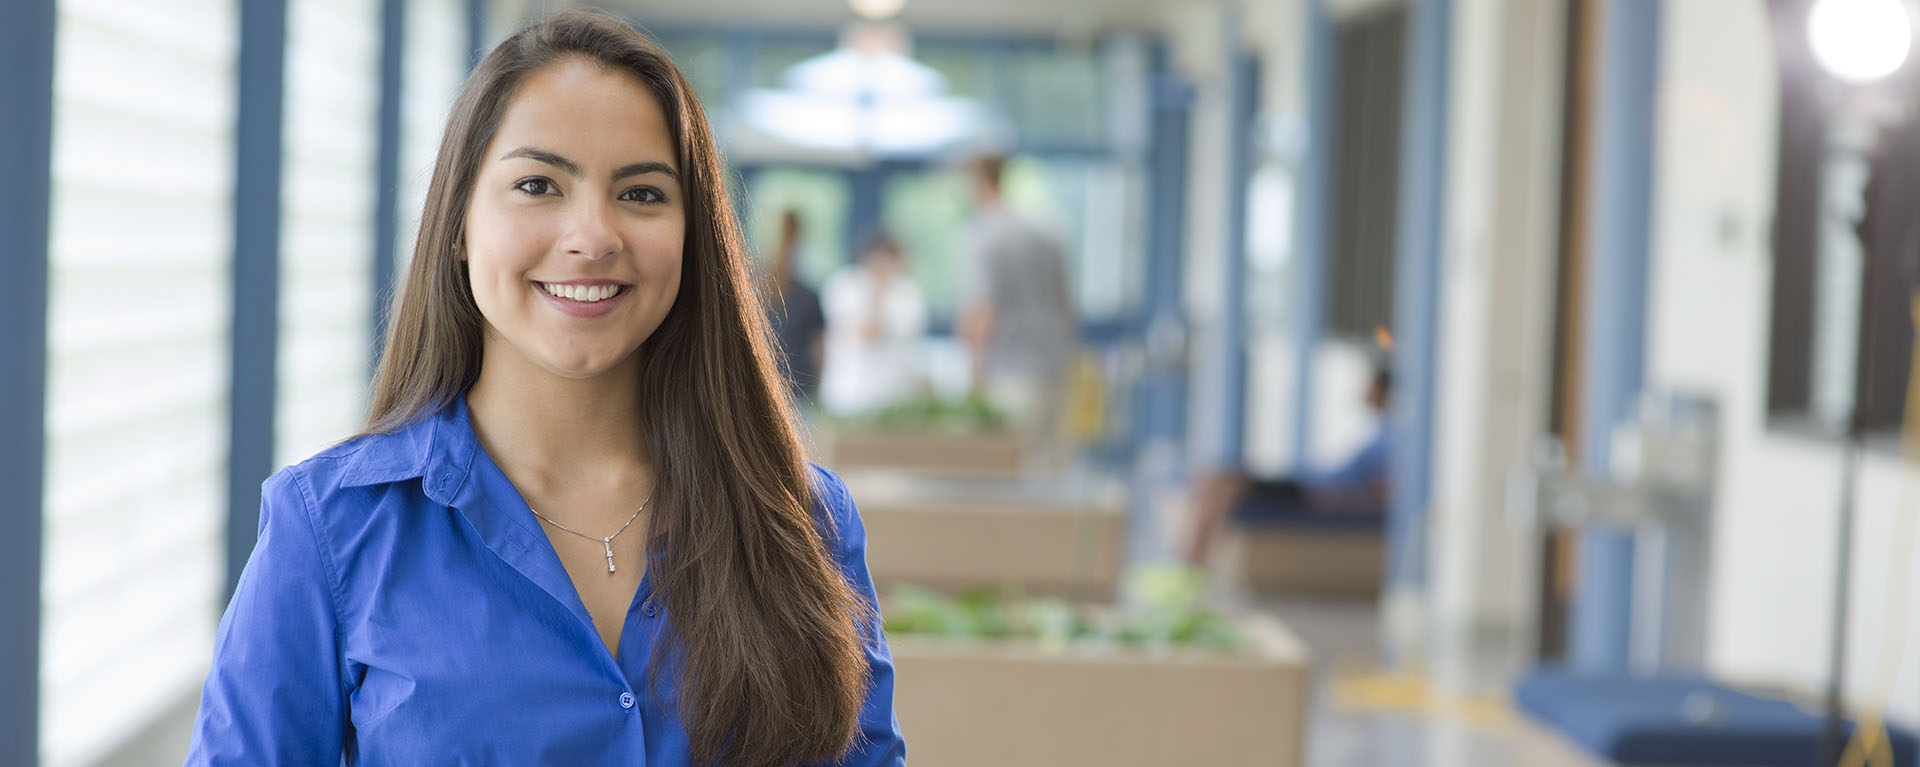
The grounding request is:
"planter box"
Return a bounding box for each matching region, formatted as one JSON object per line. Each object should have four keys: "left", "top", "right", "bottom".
{"left": 888, "top": 613, "right": 1312, "bottom": 767}
{"left": 1224, "top": 526, "right": 1384, "bottom": 597}
{"left": 818, "top": 428, "right": 1025, "bottom": 477}
{"left": 844, "top": 470, "right": 1124, "bottom": 599}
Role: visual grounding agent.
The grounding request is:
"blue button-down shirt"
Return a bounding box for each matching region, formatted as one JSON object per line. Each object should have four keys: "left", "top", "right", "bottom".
{"left": 186, "top": 398, "right": 906, "bottom": 765}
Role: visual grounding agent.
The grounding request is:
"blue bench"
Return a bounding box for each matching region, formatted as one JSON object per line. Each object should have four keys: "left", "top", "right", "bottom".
{"left": 1515, "top": 667, "right": 1917, "bottom": 766}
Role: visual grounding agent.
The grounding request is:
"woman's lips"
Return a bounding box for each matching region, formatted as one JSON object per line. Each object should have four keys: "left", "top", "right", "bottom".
{"left": 534, "top": 281, "right": 630, "bottom": 318}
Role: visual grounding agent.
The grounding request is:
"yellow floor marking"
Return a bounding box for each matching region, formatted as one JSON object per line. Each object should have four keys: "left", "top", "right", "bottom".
{"left": 1326, "top": 669, "right": 1517, "bottom": 730}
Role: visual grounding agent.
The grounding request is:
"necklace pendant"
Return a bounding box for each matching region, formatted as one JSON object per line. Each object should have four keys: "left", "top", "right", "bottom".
{"left": 603, "top": 538, "right": 616, "bottom": 573}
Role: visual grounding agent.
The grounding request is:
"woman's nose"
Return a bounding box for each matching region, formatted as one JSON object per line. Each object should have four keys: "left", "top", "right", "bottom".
{"left": 560, "top": 199, "right": 622, "bottom": 259}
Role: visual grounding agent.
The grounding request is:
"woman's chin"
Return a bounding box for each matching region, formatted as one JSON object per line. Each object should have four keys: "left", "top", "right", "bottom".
{"left": 537, "top": 350, "right": 638, "bottom": 382}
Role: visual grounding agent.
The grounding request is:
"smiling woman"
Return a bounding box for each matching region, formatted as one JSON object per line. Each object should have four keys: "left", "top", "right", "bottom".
{"left": 185, "top": 9, "right": 905, "bottom": 767}
{"left": 464, "top": 57, "right": 687, "bottom": 377}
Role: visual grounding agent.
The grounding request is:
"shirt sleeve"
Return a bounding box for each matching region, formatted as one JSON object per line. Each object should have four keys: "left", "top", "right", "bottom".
{"left": 1303, "top": 423, "right": 1392, "bottom": 488}
{"left": 185, "top": 469, "right": 350, "bottom": 766}
{"left": 821, "top": 269, "right": 861, "bottom": 332}
{"left": 888, "top": 281, "right": 928, "bottom": 343}
{"left": 813, "top": 467, "right": 908, "bottom": 767}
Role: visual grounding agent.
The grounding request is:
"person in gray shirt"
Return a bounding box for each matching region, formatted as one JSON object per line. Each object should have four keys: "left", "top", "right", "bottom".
{"left": 958, "top": 155, "right": 1076, "bottom": 468}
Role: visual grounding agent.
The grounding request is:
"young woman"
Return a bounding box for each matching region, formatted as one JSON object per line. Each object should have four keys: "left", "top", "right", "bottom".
{"left": 186, "top": 10, "right": 905, "bottom": 766}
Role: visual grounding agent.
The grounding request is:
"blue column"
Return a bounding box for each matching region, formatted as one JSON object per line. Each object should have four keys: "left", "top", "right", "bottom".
{"left": 1130, "top": 59, "right": 1196, "bottom": 562}
{"left": 1213, "top": 44, "right": 1259, "bottom": 469}
{"left": 1288, "top": 0, "right": 1339, "bottom": 467}
{"left": 227, "top": 0, "right": 289, "bottom": 600}
{"left": 1387, "top": 0, "right": 1452, "bottom": 589}
{"left": 372, "top": 0, "right": 406, "bottom": 363}
{"left": 467, "top": 0, "right": 486, "bottom": 70}
{"left": 846, "top": 167, "right": 884, "bottom": 263}
{"left": 0, "top": 1, "right": 55, "bottom": 762}
{"left": 1571, "top": 0, "right": 1662, "bottom": 674}
{"left": 1136, "top": 63, "right": 1194, "bottom": 454}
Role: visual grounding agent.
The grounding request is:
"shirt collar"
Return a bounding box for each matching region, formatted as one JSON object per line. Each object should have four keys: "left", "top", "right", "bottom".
{"left": 339, "top": 396, "right": 606, "bottom": 632}
{"left": 338, "top": 397, "right": 480, "bottom": 507}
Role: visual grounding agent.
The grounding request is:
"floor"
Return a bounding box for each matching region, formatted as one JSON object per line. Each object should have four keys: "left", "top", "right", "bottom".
{"left": 1253, "top": 594, "right": 1605, "bottom": 767}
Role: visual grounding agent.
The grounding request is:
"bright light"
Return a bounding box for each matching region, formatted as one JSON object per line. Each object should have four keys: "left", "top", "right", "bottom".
{"left": 849, "top": 0, "right": 906, "bottom": 21}
{"left": 1808, "top": 0, "right": 1912, "bottom": 83}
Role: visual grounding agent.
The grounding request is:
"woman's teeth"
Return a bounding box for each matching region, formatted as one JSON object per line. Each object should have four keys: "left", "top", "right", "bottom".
{"left": 540, "top": 283, "right": 621, "bottom": 302}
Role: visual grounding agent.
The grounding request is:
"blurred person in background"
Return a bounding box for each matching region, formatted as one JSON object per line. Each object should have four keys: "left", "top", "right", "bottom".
{"left": 761, "top": 208, "right": 826, "bottom": 404}
{"left": 185, "top": 11, "right": 904, "bottom": 767}
{"left": 1184, "top": 362, "right": 1394, "bottom": 566}
{"left": 820, "top": 229, "right": 928, "bottom": 416}
{"left": 958, "top": 154, "right": 1075, "bottom": 465}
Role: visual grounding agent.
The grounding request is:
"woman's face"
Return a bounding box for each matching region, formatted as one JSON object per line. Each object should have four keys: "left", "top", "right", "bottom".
{"left": 464, "top": 57, "right": 685, "bottom": 382}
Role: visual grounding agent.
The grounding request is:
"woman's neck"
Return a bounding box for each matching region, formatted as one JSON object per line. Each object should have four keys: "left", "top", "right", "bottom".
{"left": 465, "top": 346, "right": 649, "bottom": 486}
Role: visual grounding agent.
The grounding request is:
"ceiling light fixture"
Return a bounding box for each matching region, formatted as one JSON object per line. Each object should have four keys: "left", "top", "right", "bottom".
{"left": 849, "top": 0, "right": 907, "bottom": 22}
{"left": 1808, "top": 0, "right": 1912, "bottom": 83}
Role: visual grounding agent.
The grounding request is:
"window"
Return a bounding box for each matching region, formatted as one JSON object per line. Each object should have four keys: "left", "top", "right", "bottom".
{"left": 1326, "top": 5, "right": 1405, "bottom": 339}
{"left": 41, "top": 0, "right": 237, "bottom": 761}
{"left": 1764, "top": 0, "right": 1919, "bottom": 437}
{"left": 880, "top": 157, "right": 1138, "bottom": 321}
{"left": 881, "top": 168, "right": 970, "bottom": 315}
{"left": 276, "top": 0, "right": 382, "bottom": 467}
{"left": 744, "top": 167, "right": 850, "bottom": 288}
{"left": 1006, "top": 44, "right": 1106, "bottom": 146}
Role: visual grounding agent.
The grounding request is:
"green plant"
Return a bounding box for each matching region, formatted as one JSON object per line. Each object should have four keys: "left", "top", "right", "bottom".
{"left": 880, "top": 565, "right": 1244, "bottom": 652}
{"left": 838, "top": 391, "right": 1010, "bottom": 433}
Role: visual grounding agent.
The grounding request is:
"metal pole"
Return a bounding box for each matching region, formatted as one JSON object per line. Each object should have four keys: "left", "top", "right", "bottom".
{"left": 1819, "top": 433, "right": 1859, "bottom": 765}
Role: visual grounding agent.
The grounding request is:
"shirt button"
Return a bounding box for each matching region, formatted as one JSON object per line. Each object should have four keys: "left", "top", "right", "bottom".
{"left": 619, "top": 691, "right": 635, "bottom": 709}
{"left": 642, "top": 601, "right": 658, "bottom": 618}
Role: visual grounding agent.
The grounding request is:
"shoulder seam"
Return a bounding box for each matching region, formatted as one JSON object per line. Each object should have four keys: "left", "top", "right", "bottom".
{"left": 285, "top": 467, "right": 353, "bottom": 701}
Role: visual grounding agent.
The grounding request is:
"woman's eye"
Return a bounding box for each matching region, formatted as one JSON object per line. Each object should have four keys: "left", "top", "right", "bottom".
{"left": 513, "top": 178, "right": 557, "bottom": 196}
{"left": 620, "top": 186, "right": 667, "bottom": 204}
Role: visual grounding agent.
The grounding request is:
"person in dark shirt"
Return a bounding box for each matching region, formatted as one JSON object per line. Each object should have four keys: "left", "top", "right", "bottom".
{"left": 1185, "top": 364, "right": 1394, "bottom": 566}
{"left": 762, "top": 209, "right": 826, "bottom": 404}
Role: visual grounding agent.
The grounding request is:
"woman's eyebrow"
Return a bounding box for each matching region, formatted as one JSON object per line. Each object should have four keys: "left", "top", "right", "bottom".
{"left": 500, "top": 147, "right": 580, "bottom": 177}
{"left": 500, "top": 147, "right": 678, "bottom": 184}
{"left": 613, "top": 161, "right": 678, "bottom": 182}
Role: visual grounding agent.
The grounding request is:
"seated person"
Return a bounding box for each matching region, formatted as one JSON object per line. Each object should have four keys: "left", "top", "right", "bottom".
{"left": 1184, "top": 365, "right": 1393, "bottom": 566}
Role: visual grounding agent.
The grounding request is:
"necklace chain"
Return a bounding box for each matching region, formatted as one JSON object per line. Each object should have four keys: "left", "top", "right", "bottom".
{"left": 529, "top": 488, "right": 654, "bottom": 574}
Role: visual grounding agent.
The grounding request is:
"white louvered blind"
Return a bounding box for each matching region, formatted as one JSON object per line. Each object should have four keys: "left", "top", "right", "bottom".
{"left": 396, "top": 0, "right": 468, "bottom": 277}
{"left": 276, "top": 0, "right": 381, "bottom": 467}
{"left": 40, "top": 0, "right": 237, "bottom": 763}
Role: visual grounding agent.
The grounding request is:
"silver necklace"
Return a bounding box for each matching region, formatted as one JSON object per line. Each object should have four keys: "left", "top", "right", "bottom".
{"left": 528, "top": 489, "right": 654, "bottom": 573}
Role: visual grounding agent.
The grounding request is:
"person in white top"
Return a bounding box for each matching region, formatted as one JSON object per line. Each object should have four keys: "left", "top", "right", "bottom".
{"left": 819, "top": 230, "right": 928, "bottom": 417}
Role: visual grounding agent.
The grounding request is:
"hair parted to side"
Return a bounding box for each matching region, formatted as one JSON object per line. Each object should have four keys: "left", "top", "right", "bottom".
{"left": 363, "top": 9, "right": 870, "bottom": 766}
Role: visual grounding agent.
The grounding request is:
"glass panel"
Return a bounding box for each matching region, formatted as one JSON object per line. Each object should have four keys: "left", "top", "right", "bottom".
{"left": 1007, "top": 46, "right": 1104, "bottom": 145}
{"left": 915, "top": 43, "right": 986, "bottom": 103}
{"left": 881, "top": 169, "right": 971, "bottom": 315}
{"left": 881, "top": 156, "right": 1138, "bottom": 322}
{"left": 653, "top": 34, "right": 728, "bottom": 113}
{"left": 753, "top": 39, "right": 837, "bottom": 90}
{"left": 43, "top": 0, "right": 238, "bottom": 760}
{"left": 1811, "top": 136, "right": 1869, "bottom": 428}
{"left": 1002, "top": 157, "right": 1136, "bottom": 321}
{"left": 277, "top": 0, "right": 380, "bottom": 467}
{"left": 745, "top": 167, "right": 849, "bottom": 288}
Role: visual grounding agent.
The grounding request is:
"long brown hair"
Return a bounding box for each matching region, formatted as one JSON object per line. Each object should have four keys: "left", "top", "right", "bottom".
{"left": 363, "top": 10, "right": 870, "bottom": 765}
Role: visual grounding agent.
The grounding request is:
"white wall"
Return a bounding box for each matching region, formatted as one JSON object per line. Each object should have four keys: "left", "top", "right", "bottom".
{"left": 40, "top": 0, "right": 237, "bottom": 763}
{"left": 1647, "top": 0, "right": 1920, "bottom": 728}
